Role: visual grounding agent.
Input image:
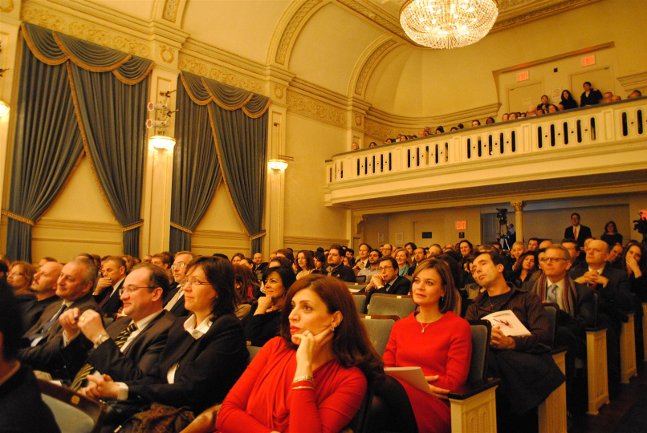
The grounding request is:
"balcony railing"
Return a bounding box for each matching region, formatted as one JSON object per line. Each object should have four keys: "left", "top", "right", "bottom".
{"left": 324, "top": 98, "right": 647, "bottom": 205}
{"left": 327, "top": 99, "right": 646, "bottom": 182}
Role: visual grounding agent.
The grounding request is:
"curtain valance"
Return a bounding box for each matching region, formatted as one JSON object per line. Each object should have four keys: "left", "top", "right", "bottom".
{"left": 22, "top": 23, "right": 153, "bottom": 84}
{"left": 180, "top": 71, "right": 271, "bottom": 118}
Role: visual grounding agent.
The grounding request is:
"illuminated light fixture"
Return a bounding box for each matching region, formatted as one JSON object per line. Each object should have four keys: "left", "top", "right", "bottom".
{"left": 268, "top": 159, "right": 288, "bottom": 171}
{"left": 149, "top": 135, "right": 176, "bottom": 150}
{"left": 0, "top": 100, "right": 9, "bottom": 118}
{"left": 400, "top": 0, "right": 498, "bottom": 49}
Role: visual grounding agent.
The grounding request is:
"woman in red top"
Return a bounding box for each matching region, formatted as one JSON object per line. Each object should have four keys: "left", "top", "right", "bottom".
{"left": 383, "top": 258, "right": 472, "bottom": 433}
{"left": 186, "top": 274, "right": 382, "bottom": 433}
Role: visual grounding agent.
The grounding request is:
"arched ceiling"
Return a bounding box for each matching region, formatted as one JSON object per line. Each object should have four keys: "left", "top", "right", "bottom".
{"left": 81, "top": 0, "right": 606, "bottom": 117}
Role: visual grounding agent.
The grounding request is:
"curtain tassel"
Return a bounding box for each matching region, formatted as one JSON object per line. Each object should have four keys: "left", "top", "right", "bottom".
{"left": 1, "top": 210, "right": 36, "bottom": 226}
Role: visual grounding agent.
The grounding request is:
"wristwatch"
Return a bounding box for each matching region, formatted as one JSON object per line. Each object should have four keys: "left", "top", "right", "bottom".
{"left": 93, "top": 333, "right": 110, "bottom": 347}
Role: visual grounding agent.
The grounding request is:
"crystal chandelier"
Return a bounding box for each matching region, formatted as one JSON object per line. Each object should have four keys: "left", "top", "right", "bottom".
{"left": 400, "top": 0, "right": 499, "bottom": 49}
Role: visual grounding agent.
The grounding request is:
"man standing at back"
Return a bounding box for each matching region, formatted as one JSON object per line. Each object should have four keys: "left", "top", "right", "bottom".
{"left": 563, "top": 212, "right": 592, "bottom": 248}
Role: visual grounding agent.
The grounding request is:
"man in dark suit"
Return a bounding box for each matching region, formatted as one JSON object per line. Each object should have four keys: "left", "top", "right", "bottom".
{"left": 563, "top": 212, "right": 592, "bottom": 248}
{"left": 18, "top": 258, "right": 99, "bottom": 380}
{"left": 164, "top": 251, "right": 194, "bottom": 317}
{"left": 365, "top": 256, "right": 411, "bottom": 301}
{"left": 21, "top": 260, "right": 62, "bottom": 331}
{"left": 527, "top": 245, "right": 594, "bottom": 413}
{"left": 59, "top": 263, "right": 175, "bottom": 390}
{"left": 569, "top": 239, "right": 632, "bottom": 393}
{"left": 327, "top": 245, "right": 356, "bottom": 282}
{"left": 93, "top": 256, "right": 127, "bottom": 318}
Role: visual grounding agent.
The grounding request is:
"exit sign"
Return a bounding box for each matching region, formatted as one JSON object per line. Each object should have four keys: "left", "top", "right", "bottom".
{"left": 581, "top": 54, "right": 596, "bottom": 67}
{"left": 455, "top": 220, "right": 467, "bottom": 230}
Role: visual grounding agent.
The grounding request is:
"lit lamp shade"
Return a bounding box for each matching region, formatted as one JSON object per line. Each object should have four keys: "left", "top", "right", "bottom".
{"left": 268, "top": 159, "right": 288, "bottom": 171}
{"left": 149, "top": 135, "right": 176, "bottom": 150}
{"left": 400, "top": 0, "right": 498, "bottom": 49}
{"left": 0, "top": 100, "right": 10, "bottom": 118}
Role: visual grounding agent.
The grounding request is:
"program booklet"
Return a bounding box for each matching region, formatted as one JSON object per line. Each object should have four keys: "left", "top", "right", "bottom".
{"left": 482, "top": 310, "right": 531, "bottom": 336}
{"left": 384, "top": 366, "right": 432, "bottom": 394}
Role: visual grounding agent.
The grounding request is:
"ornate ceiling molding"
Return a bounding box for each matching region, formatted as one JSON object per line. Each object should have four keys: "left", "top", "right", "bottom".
{"left": 178, "top": 53, "right": 265, "bottom": 94}
{"left": 267, "top": 0, "right": 327, "bottom": 66}
{"left": 287, "top": 78, "right": 348, "bottom": 128}
{"left": 350, "top": 36, "right": 400, "bottom": 97}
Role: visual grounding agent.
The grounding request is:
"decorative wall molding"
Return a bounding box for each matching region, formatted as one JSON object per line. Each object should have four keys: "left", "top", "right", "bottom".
{"left": 287, "top": 78, "right": 348, "bottom": 128}
{"left": 178, "top": 51, "right": 265, "bottom": 94}
{"left": 270, "top": 0, "right": 325, "bottom": 66}
{"left": 617, "top": 71, "right": 647, "bottom": 92}
{"left": 336, "top": 0, "right": 408, "bottom": 40}
{"left": 352, "top": 37, "right": 399, "bottom": 97}
{"left": 162, "top": 0, "right": 180, "bottom": 23}
{"left": 493, "top": 0, "right": 603, "bottom": 33}
{"left": 0, "top": 0, "right": 14, "bottom": 13}
{"left": 35, "top": 218, "right": 121, "bottom": 233}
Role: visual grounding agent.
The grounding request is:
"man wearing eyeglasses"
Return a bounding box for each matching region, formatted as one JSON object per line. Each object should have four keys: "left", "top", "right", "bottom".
{"left": 528, "top": 245, "right": 594, "bottom": 413}
{"left": 364, "top": 256, "right": 411, "bottom": 301}
{"left": 164, "top": 251, "right": 194, "bottom": 316}
{"left": 58, "top": 263, "right": 175, "bottom": 390}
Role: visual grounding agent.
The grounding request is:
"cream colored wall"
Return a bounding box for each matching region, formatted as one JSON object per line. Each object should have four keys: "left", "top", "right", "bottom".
{"left": 365, "top": 0, "right": 647, "bottom": 118}
{"left": 283, "top": 112, "right": 350, "bottom": 250}
{"left": 30, "top": 157, "right": 122, "bottom": 262}
{"left": 191, "top": 183, "right": 250, "bottom": 258}
{"left": 363, "top": 207, "right": 482, "bottom": 249}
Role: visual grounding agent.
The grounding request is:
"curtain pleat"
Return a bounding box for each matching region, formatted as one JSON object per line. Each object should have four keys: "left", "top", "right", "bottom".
{"left": 169, "top": 81, "right": 222, "bottom": 252}
{"left": 4, "top": 41, "right": 83, "bottom": 261}
{"left": 4, "top": 23, "right": 153, "bottom": 260}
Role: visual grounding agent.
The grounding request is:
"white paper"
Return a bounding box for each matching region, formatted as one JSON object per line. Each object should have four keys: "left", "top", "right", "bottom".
{"left": 482, "top": 309, "right": 531, "bottom": 336}
{"left": 384, "top": 366, "right": 432, "bottom": 394}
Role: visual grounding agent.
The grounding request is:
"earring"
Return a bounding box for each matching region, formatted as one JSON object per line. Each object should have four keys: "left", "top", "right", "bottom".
{"left": 331, "top": 324, "right": 336, "bottom": 332}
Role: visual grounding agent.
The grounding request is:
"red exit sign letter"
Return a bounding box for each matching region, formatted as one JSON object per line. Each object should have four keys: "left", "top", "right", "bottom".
{"left": 455, "top": 220, "right": 467, "bottom": 230}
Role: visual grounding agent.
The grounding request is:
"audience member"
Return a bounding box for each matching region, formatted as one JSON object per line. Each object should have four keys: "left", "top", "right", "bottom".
{"left": 564, "top": 212, "right": 592, "bottom": 248}
{"left": 364, "top": 256, "right": 411, "bottom": 301}
{"left": 560, "top": 90, "right": 578, "bottom": 110}
{"left": 352, "top": 243, "right": 371, "bottom": 274}
{"left": 600, "top": 220, "right": 623, "bottom": 247}
{"left": 93, "top": 256, "right": 127, "bottom": 318}
{"left": 511, "top": 252, "right": 537, "bottom": 288}
{"left": 245, "top": 266, "right": 295, "bottom": 346}
{"left": 486, "top": 116, "right": 495, "bottom": 124}
{"left": 357, "top": 249, "right": 381, "bottom": 281}
{"left": 537, "top": 95, "right": 550, "bottom": 112}
{"left": 580, "top": 81, "right": 603, "bottom": 106}
{"left": 427, "top": 244, "right": 443, "bottom": 258}
{"left": 233, "top": 264, "right": 260, "bottom": 306}
{"left": 623, "top": 241, "right": 647, "bottom": 302}
{"left": 0, "top": 281, "right": 60, "bottom": 433}
{"left": 381, "top": 242, "right": 394, "bottom": 257}
{"left": 628, "top": 89, "right": 642, "bottom": 99}
{"left": 21, "top": 261, "right": 62, "bottom": 331}
{"left": 210, "top": 274, "right": 382, "bottom": 433}
{"left": 607, "top": 242, "right": 624, "bottom": 268}
{"left": 86, "top": 256, "right": 248, "bottom": 427}
{"left": 295, "top": 250, "right": 316, "bottom": 280}
{"left": 394, "top": 247, "right": 413, "bottom": 277}
{"left": 326, "top": 245, "right": 356, "bottom": 282}
{"left": 384, "top": 258, "right": 471, "bottom": 433}
{"left": 465, "top": 252, "right": 564, "bottom": 433}
{"left": 165, "top": 251, "right": 194, "bottom": 317}
{"left": 60, "top": 263, "right": 175, "bottom": 390}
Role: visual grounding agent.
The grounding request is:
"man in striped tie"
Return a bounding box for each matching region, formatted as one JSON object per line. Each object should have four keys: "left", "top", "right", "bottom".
{"left": 59, "top": 263, "right": 175, "bottom": 391}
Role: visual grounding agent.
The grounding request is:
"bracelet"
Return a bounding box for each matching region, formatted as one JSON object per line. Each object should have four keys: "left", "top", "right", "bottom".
{"left": 292, "top": 385, "right": 315, "bottom": 390}
{"left": 292, "top": 375, "right": 314, "bottom": 384}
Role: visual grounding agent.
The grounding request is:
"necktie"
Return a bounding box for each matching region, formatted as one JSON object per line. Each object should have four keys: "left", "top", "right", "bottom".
{"left": 98, "top": 286, "right": 116, "bottom": 308}
{"left": 30, "top": 304, "right": 67, "bottom": 347}
{"left": 573, "top": 226, "right": 579, "bottom": 240}
{"left": 384, "top": 283, "right": 391, "bottom": 293}
{"left": 546, "top": 284, "right": 558, "bottom": 304}
{"left": 70, "top": 322, "right": 137, "bottom": 390}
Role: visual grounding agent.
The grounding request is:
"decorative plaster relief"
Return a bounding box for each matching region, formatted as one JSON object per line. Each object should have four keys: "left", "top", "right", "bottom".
{"left": 365, "top": 118, "right": 398, "bottom": 141}
{"left": 493, "top": 0, "right": 600, "bottom": 33}
{"left": 337, "top": 0, "right": 407, "bottom": 39}
{"left": 178, "top": 54, "right": 264, "bottom": 94}
{"left": 0, "top": 0, "right": 14, "bottom": 12}
{"left": 275, "top": 0, "right": 322, "bottom": 65}
{"left": 163, "top": 0, "right": 179, "bottom": 23}
{"left": 287, "top": 89, "right": 346, "bottom": 128}
{"left": 22, "top": 4, "right": 151, "bottom": 57}
{"left": 159, "top": 43, "right": 175, "bottom": 63}
{"left": 354, "top": 39, "right": 397, "bottom": 96}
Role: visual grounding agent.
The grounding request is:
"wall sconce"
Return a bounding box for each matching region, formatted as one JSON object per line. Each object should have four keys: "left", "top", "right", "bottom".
{"left": 268, "top": 159, "right": 288, "bottom": 171}
{"left": 0, "top": 100, "right": 9, "bottom": 118}
{"left": 149, "top": 135, "right": 176, "bottom": 150}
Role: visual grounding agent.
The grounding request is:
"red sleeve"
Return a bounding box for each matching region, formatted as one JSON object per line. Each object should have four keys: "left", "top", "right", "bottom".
{"left": 289, "top": 368, "right": 367, "bottom": 433}
{"left": 216, "top": 340, "right": 276, "bottom": 433}
{"left": 433, "top": 316, "right": 472, "bottom": 391}
{"left": 382, "top": 320, "right": 400, "bottom": 367}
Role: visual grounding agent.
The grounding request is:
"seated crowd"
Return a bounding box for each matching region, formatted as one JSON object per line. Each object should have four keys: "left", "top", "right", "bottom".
{"left": 355, "top": 82, "right": 643, "bottom": 150}
{"left": 0, "top": 211, "right": 646, "bottom": 433}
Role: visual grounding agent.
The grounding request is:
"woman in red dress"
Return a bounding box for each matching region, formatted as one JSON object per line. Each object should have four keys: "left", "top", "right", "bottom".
{"left": 186, "top": 274, "right": 382, "bottom": 433}
{"left": 383, "top": 258, "right": 472, "bottom": 433}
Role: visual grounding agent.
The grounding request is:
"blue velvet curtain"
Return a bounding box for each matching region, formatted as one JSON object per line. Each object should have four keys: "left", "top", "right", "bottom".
{"left": 175, "top": 72, "right": 270, "bottom": 253}
{"left": 3, "top": 23, "right": 153, "bottom": 260}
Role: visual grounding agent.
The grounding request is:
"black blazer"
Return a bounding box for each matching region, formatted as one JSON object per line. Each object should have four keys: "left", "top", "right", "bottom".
{"left": 328, "top": 264, "right": 357, "bottom": 282}
{"left": 18, "top": 293, "right": 98, "bottom": 380}
{"left": 569, "top": 264, "right": 632, "bottom": 324}
{"left": 64, "top": 310, "right": 175, "bottom": 383}
{"left": 127, "top": 313, "right": 248, "bottom": 412}
{"left": 97, "top": 280, "right": 125, "bottom": 318}
{"left": 563, "top": 224, "right": 592, "bottom": 248}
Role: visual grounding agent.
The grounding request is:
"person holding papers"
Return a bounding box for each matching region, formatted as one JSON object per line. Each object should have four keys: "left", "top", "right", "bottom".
{"left": 383, "top": 259, "right": 471, "bottom": 433}
{"left": 465, "top": 251, "right": 564, "bottom": 433}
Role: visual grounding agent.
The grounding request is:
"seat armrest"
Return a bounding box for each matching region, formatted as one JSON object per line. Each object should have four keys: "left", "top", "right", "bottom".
{"left": 447, "top": 378, "right": 500, "bottom": 400}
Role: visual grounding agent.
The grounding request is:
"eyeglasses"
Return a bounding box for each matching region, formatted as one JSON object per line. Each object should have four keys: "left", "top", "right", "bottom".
{"left": 539, "top": 257, "right": 568, "bottom": 263}
{"left": 379, "top": 265, "right": 394, "bottom": 271}
{"left": 171, "top": 262, "right": 187, "bottom": 270}
{"left": 187, "top": 278, "right": 211, "bottom": 287}
{"left": 119, "top": 285, "right": 154, "bottom": 296}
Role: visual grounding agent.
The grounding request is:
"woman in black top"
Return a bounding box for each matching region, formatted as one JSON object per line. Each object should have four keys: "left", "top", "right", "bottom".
{"left": 560, "top": 90, "right": 578, "bottom": 110}
{"left": 601, "top": 220, "right": 623, "bottom": 247}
